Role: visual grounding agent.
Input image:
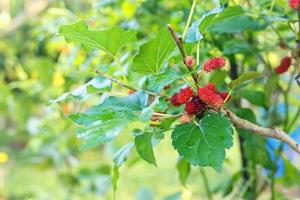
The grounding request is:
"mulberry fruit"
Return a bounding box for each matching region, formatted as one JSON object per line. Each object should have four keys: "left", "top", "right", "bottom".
{"left": 185, "top": 56, "right": 195, "bottom": 67}
{"left": 219, "top": 92, "right": 230, "bottom": 101}
{"left": 197, "top": 83, "right": 224, "bottom": 108}
{"left": 177, "top": 86, "right": 194, "bottom": 104}
{"left": 289, "top": 0, "right": 299, "bottom": 9}
{"left": 171, "top": 93, "right": 181, "bottom": 107}
{"left": 185, "top": 96, "right": 207, "bottom": 115}
{"left": 275, "top": 56, "right": 292, "bottom": 74}
{"left": 203, "top": 57, "right": 226, "bottom": 72}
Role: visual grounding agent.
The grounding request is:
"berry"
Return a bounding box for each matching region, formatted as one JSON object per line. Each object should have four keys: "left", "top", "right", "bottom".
{"left": 203, "top": 57, "right": 226, "bottom": 72}
{"left": 185, "top": 96, "right": 207, "bottom": 115}
{"left": 177, "top": 86, "right": 194, "bottom": 104}
{"left": 289, "top": 0, "right": 299, "bottom": 9}
{"left": 275, "top": 56, "right": 292, "bottom": 74}
{"left": 185, "top": 56, "right": 195, "bottom": 67}
{"left": 219, "top": 92, "right": 231, "bottom": 101}
{"left": 197, "top": 83, "right": 224, "bottom": 108}
{"left": 171, "top": 93, "right": 181, "bottom": 107}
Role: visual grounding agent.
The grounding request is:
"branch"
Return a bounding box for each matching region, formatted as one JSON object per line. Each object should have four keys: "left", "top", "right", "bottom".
{"left": 167, "top": 24, "right": 199, "bottom": 87}
{"left": 222, "top": 108, "right": 300, "bottom": 154}
{"left": 95, "top": 69, "right": 165, "bottom": 97}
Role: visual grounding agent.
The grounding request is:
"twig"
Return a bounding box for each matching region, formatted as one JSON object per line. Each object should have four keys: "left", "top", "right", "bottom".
{"left": 222, "top": 108, "right": 300, "bottom": 154}
{"left": 95, "top": 69, "right": 165, "bottom": 97}
{"left": 167, "top": 24, "right": 199, "bottom": 87}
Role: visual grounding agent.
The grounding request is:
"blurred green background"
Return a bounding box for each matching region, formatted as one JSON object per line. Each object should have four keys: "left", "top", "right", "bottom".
{"left": 0, "top": 0, "right": 299, "bottom": 199}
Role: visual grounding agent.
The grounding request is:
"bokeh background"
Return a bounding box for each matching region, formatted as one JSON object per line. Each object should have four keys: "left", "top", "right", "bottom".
{"left": 0, "top": 0, "right": 299, "bottom": 199}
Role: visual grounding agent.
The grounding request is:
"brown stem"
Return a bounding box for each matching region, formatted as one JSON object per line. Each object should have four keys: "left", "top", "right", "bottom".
{"left": 166, "top": 24, "right": 199, "bottom": 87}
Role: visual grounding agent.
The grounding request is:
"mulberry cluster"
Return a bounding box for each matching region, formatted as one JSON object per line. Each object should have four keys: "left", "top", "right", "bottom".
{"left": 289, "top": 0, "right": 299, "bottom": 9}
{"left": 171, "top": 83, "right": 229, "bottom": 116}
{"left": 203, "top": 57, "right": 226, "bottom": 72}
{"left": 275, "top": 56, "right": 292, "bottom": 74}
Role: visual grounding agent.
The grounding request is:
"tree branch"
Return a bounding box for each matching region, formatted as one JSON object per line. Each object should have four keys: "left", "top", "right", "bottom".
{"left": 222, "top": 108, "right": 300, "bottom": 154}
{"left": 167, "top": 24, "right": 199, "bottom": 87}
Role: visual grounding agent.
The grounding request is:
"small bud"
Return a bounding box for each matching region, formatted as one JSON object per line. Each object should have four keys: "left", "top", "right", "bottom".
{"left": 185, "top": 56, "right": 195, "bottom": 67}
{"left": 179, "top": 114, "right": 193, "bottom": 123}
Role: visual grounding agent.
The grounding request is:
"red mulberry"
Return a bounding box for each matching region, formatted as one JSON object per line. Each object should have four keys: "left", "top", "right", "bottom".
{"left": 185, "top": 96, "right": 207, "bottom": 115}
{"left": 219, "top": 92, "right": 231, "bottom": 101}
{"left": 197, "top": 83, "right": 224, "bottom": 108}
{"left": 185, "top": 56, "right": 195, "bottom": 67}
{"left": 171, "top": 93, "right": 181, "bottom": 107}
{"left": 289, "top": 0, "right": 299, "bottom": 9}
{"left": 203, "top": 57, "right": 226, "bottom": 72}
{"left": 275, "top": 56, "right": 292, "bottom": 74}
{"left": 177, "top": 86, "right": 194, "bottom": 104}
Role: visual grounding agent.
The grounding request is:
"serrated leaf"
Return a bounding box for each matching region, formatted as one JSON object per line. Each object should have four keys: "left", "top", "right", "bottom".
{"left": 228, "top": 71, "right": 261, "bottom": 89}
{"left": 113, "top": 142, "right": 134, "bottom": 167}
{"left": 264, "top": 73, "right": 278, "bottom": 107}
{"left": 172, "top": 113, "right": 233, "bottom": 171}
{"left": 60, "top": 20, "right": 136, "bottom": 56}
{"left": 70, "top": 92, "right": 151, "bottom": 150}
{"left": 132, "top": 28, "right": 175, "bottom": 74}
{"left": 176, "top": 157, "right": 190, "bottom": 186}
{"left": 240, "top": 89, "right": 266, "bottom": 107}
{"left": 145, "top": 69, "right": 185, "bottom": 93}
{"left": 135, "top": 133, "right": 157, "bottom": 166}
{"left": 49, "top": 77, "right": 112, "bottom": 104}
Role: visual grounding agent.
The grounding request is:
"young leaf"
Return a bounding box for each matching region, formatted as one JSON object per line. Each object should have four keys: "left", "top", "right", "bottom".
{"left": 171, "top": 113, "right": 233, "bottom": 171}
{"left": 176, "top": 157, "right": 190, "bottom": 186}
{"left": 70, "top": 92, "right": 151, "bottom": 150}
{"left": 145, "top": 69, "right": 185, "bottom": 93}
{"left": 135, "top": 133, "right": 157, "bottom": 166}
{"left": 113, "top": 142, "right": 134, "bottom": 167}
{"left": 112, "top": 165, "right": 119, "bottom": 200}
{"left": 228, "top": 71, "right": 261, "bottom": 89}
{"left": 59, "top": 20, "right": 136, "bottom": 56}
{"left": 264, "top": 73, "right": 278, "bottom": 107}
{"left": 132, "top": 28, "right": 175, "bottom": 75}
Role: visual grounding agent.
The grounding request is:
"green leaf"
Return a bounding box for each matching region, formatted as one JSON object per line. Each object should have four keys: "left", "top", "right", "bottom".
{"left": 70, "top": 92, "right": 151, "bottom": 150}
{"left": 59, "top": 20, "right": 136, "bottom": 56}
{"left": 132, "top": 28, "right": 175, "bottom": 74}
{"left": 172, "top": 113, "right": 233, "bottom": 171}
{"left": 210, "top": 70, "right": 227, "bottom": 87}
{"left": 145, "top": 69, "right": 185, "bottom": 93}
{"left": 135, "top": 133, "right": 157, "bottom": 166}
{"left": 112, "top": 166, "right": 119, "bottom": 199}
{"left": 223, "top": 40, "right": 254, "bottom": 55}
{"left": 176, "top": 157, "right": 190, "bottom": 186}
{"left": 49, "top": 77, "right": 112, "bottom": 104}
{"left": 113, "top": 142, "right": 134, "bottom": 167}
{"left": 264, "top": 73, "right": 278, "bottom": 107}
{"left": 278, "top": 158, "right": 300, "bottom": 187}
{"left": 228, "top": 71, "right": 262, "bottom": 89}
{"left": 240, "top": 89, "right": 266, "bottom": 107}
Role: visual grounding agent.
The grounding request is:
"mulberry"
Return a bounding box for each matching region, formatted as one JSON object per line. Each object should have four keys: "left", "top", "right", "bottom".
{"left": 197, "top": 83, "right": 224, "bottom": 108}
{"left": 219, "top": 92, "right": 230, "bottom": 101}
{"left": 177, "top": 86, "right": 194, "bottom": 104}
{"left": 203, "top": 57, "right": 226, "bottom": 72}
{"left": 275, "top": 56, "right": 292, "bottom": 74}
{"left": 185, "top": 96, "right": 207, "bottom": 115}
{"left": 289, "top": 0, "right": 299, "bottom": 9}
{"left": 171, "top": 93, "right": 181, "bottom": 107}
{"left": 185, "top": 56, "right": 195, "bottom": 67}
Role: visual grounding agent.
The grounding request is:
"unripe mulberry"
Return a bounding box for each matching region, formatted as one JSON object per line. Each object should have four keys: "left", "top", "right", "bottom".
{"left": 185, "top": 96, "right": 207, "bottom": 115}
{"left": 275, "top": 56, "right": 292, "bottom": 74}
{"left": 289, "top": 0, "right": 299, "bottom": 9}
{"left": 203, "top": 57, "right": 226, "bottom": 72}
{"left": 197, "top": 83, "right": 224, "bottom": 108}
{"left": 177, "top": 86, "right": 194, "bottom": 104}
{"left": 171, "top": 93, "right": 181, "bottom": 107}
{"left": 185, "top": 56, "right": 195, "bottom": 67}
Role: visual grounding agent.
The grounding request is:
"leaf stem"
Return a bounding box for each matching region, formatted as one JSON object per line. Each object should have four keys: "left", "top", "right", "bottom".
{"left": 153, "top": 112, "right": 181, "bottom": 118}
{"left": 114, "top": 56, "right": 128, "bottom": 84}
{"left": 182, "top": 0, "right": 198, "bottom": 40}
{"left": 199, "top": 168, "right": 213, "bottom": 200}
{"left": 196, "top": 41, "right": 200, "bottom": 66}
